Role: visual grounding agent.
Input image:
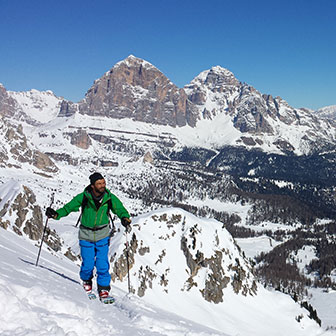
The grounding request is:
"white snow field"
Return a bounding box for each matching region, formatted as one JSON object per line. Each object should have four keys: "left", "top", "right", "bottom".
{"left": 0, "top": 209, "right": 333, "bottom": 336}
{"left": 0, "top": 227, "right": 226, "bottom": 336}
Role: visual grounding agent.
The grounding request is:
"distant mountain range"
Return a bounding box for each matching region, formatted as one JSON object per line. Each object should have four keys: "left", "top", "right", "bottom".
{"left": 1, "top": 55, "right": 336, "bottom": 155}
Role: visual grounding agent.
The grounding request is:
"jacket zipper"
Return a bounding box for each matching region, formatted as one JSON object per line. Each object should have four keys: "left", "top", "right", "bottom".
{"left": 93, "top": 202, "right": 107, "bottom": 228}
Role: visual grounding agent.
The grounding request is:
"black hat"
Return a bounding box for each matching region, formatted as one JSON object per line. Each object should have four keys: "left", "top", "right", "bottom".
{"left": 89, "top": 172, "right": 104, "bottom": 185}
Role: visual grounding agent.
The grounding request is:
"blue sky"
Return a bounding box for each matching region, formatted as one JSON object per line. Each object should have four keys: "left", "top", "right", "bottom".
{"left": 0, "top": 0, "right": 335, "bottom": 110}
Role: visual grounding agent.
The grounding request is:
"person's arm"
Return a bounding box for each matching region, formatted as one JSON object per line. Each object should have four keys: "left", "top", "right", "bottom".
{"left": 46, "top": 192, "right": 84, "bottom": 220}
{"left": 110, "top": 194, "right": 130, "bottom": 219}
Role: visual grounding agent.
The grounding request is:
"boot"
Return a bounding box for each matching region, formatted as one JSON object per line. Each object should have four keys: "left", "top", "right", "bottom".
{"left": 83, "top": 279, "right": 93, "bottom": 293}
{"left": 98, "top": 289, "right": 115, "bottom": 304}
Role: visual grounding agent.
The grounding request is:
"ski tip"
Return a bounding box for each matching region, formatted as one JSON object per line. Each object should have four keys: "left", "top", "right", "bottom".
{"left": 87, "top": 293, "right": 97, "bottom": 300}
{"left": 100, "top": 297, "right": 115, "bottom": 304}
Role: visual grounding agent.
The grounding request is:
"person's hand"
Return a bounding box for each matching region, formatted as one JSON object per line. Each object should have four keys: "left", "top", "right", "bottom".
{"left": 46, "top": 207, "right": 58, "bottom": 219}
{"left": 121, "top": 217, "right": 132, "bottom": 233}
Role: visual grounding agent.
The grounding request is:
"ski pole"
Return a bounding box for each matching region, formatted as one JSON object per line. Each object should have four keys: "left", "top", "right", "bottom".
{"left": 125, "top": 231, "right": 131, "bottom": 293}
{"left": 36, "top": 193, "right": 55, "bottom": 267}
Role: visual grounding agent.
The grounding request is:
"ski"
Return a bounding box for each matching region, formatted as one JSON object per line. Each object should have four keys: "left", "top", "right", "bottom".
{"left": 100, "top": 296, "right": 115, "bottom": 304}
{"left": 86, "top": 291, "right": 115, "bottom": 304}
{"left": 87, "top": 292, "right": 97, "bottom": 300}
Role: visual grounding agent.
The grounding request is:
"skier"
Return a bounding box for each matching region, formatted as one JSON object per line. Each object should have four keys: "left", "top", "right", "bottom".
{"left": 45, "top": 172, "right": 131, "bottom": 303}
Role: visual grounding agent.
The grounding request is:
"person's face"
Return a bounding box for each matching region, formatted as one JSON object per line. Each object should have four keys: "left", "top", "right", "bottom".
{"left": 92, "top": 178, "right": 106, "bottom": 194}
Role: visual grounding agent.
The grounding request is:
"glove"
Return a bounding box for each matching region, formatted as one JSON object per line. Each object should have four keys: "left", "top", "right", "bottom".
{"left": 121, "top": 217, "right": 132, "bottom": 233}
{"left": 46, "top": 207, "right": 58, "bottom": 219}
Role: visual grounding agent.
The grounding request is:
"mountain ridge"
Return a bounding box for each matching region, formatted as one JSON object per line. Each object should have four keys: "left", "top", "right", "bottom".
{"left": 2, "top": 55, "right": 335, "bottom": 155}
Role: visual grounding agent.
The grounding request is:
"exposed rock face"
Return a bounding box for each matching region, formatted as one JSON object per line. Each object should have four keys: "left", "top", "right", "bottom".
{"left": 58, "top": 100, "right": 78, "bottom": 118}
{"left": 143, "top": 151, "right": 154, "bottom": 164}
{"left": 0, "top": 184, "right": 54, "bottom": 243}
{"left": 78, "top": 55, "right": 198, "bottom": 127}
{"left": 0, "top": 84, "right": 19, "bottom": 118}
{"left": 70, "top": 129, "right": 91, "bottom": 149}
{"left": 233, "top": 85, "right": 274, "bottom": 134}
{"left": 0, "top": 119, "right": 58, "bottom": 172}
{"left": 0, "top": 182, "right": 78, "bottom": 260}
{"left": 110, "top": 232, "right": 137, "bottom": 289}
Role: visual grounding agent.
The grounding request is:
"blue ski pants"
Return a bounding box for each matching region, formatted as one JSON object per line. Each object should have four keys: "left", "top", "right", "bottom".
{"left": 79, "top": 236, "right": 111, "bottom": 288}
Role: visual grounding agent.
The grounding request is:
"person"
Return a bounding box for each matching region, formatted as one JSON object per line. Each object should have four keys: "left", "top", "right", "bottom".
{"left": 46, "top": 172, "right": 131, "bottom": 301}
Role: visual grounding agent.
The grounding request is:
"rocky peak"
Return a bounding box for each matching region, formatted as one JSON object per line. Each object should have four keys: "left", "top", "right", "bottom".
{"left": 114, "top": 54, "right": 156, "bottom": 72}
{"left": 184, "top": 66, "right": 242, "bottom": 119}
{"left": 190, "top": 66, "right": 240, "bottom": 90}
{"left": 0, "top": 84, "right": 19, "bottom": 118}
{"left": 58, "top": 100, "right": 78, "bottom": 118}
{"left": 78, "top": 56, "right": 198, "bottom": 127}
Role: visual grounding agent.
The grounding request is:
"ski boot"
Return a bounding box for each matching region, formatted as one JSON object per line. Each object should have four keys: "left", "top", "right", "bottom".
{"left": 99, "top": 289, "right": 115, "bottom": 304}
{"left": 83, "top": 280, "right": 96, "bottom": 300}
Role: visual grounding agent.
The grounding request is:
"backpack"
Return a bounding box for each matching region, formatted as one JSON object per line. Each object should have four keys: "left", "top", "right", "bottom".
{"left": 75, "top": 194, "right": 115, "bottom": 234}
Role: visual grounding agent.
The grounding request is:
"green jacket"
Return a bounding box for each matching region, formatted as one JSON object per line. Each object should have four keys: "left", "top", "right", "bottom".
{"left": 55, "top": 186, "right": 130, "bottom": 242}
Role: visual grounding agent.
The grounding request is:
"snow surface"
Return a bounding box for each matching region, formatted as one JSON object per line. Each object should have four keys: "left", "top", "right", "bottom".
{"left": 0, "top": 227, "right": 227, "bottom": 336}
{"left": 0, "top": 174, "right": 329, "bottom": 336}
{"left": 310, "top": 288, "right": 336, "bottom": 330}
{"left": 0, "top": 191, "right": 329, "bottom": 336}
{"left": 316, "top": 105, "right": 336, "bottom": 119}
{"left": 8, "top": 89, "right": 62, "bottom": 123}
{"left": 235, "top": 236, "right": 282, "bottom": 260}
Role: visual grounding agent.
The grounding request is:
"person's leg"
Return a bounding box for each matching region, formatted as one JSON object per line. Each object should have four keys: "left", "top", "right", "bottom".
{"left": 79, "top": 240, "right": 95, "bottom": 281}
{"left": 95, "top": 236, "right": 111, "bottom": 291}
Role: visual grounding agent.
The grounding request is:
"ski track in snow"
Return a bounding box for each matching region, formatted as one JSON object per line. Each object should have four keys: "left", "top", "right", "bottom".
{"left": 0, "top": 228, "right": 226, "bottom": 336}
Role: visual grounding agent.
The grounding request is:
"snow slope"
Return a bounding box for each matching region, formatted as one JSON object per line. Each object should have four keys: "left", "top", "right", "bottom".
{"left": 8, "top": 89, "right": 62, "bottom": 123}
{"left": 316, "top": 105, "right": 336, "bottom": 120}
{"left": 0, "top": 212, "right": 331, "bottom": 336}
{"left": 108, "top": 208, "right": 324, "bottom": 336}
{"left": 0, "top": 227, "right": 227, "bottom": 336}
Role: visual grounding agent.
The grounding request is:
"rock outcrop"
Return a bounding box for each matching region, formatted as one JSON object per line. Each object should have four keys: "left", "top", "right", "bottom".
{"left": 0, "top": 181, "right": 77, "bottom": 260}
{"left": 78, "top": 55, "right": 199, "bottom": 127}
{"left": 109, "top": 209, "right": 257, "bottom": 303}
{"left": 0, "top": 119, "right": 58, "bottom": 173}
{"left": 70, "top": 129, "right": 91, "bottom": 149}
{"left": 0, "top": 84, "right": 19, "bottom": 118}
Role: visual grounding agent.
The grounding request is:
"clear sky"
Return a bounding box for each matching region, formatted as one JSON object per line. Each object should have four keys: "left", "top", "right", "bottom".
{"left": 0, "top": 0, "right": 335, "bottom": 110}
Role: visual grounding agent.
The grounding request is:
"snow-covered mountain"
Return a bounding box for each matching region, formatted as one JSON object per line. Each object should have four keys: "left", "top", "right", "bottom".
{"left": 109, "top": 207, "right": 322, "bottom": 335}
{"left": 185, "top": 66, "right": 336, "bottom": 155}
{"left": 8, "top": 88, "right": 62, "bottom": 123}
{"left": 0, "top": 84, "right": 63, "bottom": 125}
{"left": 1, "top": 55, "right": 336, "bottom": 334}
{"left": 3, "top": 56, "right": 334, "bottom": 155}
{"left": 315, "top": 105, "right": 336, "bottom": 120}
{"left": 0, "top": 117, "right": 58, "bottom": 173}
{"left": 55, "top": 55, "right": 336, "bottom": 155}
